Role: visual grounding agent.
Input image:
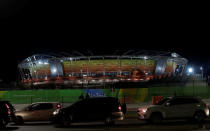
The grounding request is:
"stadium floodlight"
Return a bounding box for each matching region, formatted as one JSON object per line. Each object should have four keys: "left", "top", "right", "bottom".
{"left": 52, "top": 68, "right": 57, "bottom": 73}
{"left": 38, "top": 61, "right": 43, "bottom": 64}
{"left": 188, "top": 67, "right": 193, "bottom": 73}
{"left": 143, "top": 56, "right": 148, "bottom": 59}
{"left": 171, "top": 53, "right": 178, "bottom": 57}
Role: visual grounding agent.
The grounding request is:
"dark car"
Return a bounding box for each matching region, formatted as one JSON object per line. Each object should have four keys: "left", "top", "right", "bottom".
{"left": 0, "top": 101, "right": 16, "bottom": 128}
{"left": 52, "top": 97, "right": 125, "bottom": 126}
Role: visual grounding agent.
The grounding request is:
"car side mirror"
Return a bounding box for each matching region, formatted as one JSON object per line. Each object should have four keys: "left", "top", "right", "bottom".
{"left": 165, "top": 102, "right": 170, "bottom": 107}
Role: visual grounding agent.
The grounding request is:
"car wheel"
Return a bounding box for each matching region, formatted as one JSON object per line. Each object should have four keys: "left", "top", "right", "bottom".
{"left": 0, "top": 118, "right": 7, "bottom": 129}
{"left": 61, "top": 114, "right": 72, "bottom": 127}
{"left": 150, "top": 113, "right": 162, "bottom": 124}
{"left": 194, "top": 111, "right": 206, "bottom": 122}
{"left": 15, "top": 116, "right": 24, "bottom": 125}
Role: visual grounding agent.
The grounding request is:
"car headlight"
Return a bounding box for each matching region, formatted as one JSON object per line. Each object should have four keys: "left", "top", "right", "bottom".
{"left": 142, "top": 108, "right": 147, "bottom": 113}
{"left": 53, "top": 109, "right": 60, "bottom": 115}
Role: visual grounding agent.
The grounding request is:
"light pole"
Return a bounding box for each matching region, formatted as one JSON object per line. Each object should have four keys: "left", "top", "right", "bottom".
{"left": 200, "top": 66, "right": 203, "bottom": 80}
{"left": 143, "top": 56, "right": 148, "bottom": 73}
{"left": 188, "top": 67, "right": 194, "bottom": 96}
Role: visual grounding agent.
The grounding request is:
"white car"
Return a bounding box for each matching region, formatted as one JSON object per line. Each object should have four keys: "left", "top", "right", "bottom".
{"left": 137, "top": 96, "right": 209, "bottom": 124}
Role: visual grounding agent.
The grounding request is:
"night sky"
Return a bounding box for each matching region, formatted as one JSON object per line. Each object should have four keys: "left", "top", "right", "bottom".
{"left": 0, "top": 1, "right": 209, "bottom": 82}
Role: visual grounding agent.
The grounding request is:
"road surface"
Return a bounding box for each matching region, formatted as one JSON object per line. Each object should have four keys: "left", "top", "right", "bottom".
{"left": 3, "top": 118, "right": 210, "bottom": 131}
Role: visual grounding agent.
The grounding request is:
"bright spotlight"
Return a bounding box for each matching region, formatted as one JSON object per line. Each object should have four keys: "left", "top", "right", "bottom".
{"left": 38, "top": 61, "right": 43, "bottom": 64}
{"left": 143, "top": 56, "right": 148, "bottom": 59}
{"left": 52, "top": 68, "right": 57, "bottom": 73}
{"left": 188, "top": 68, "right": 193, "bottom": 73}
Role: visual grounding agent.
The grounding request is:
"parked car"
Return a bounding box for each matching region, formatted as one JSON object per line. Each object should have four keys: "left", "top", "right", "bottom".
{"left": 137, "top": 96, "right": 209, "bottom": 124}
{"left": 52, "top": 97, "right": 125, "bottom": 126}
{"left": 15, "top": 102, "right": 61, "bottom": 124}
{"left": 0, "top": 101, "right": 16, "bottom": 128}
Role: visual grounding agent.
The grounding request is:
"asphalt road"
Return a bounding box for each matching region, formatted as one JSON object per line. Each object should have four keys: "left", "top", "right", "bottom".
{"left": 3, "top": 118, "right": 210, "bottom": 131}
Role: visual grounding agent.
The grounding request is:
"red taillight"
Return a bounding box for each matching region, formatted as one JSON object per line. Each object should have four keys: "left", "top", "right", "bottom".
{"left": 5, "top": 104, "right": 9, "bottom": 109}
{"left": 57, "top": 104, "right": 61, "bottom": 109}
{"left": 206, "top": 104, "right": 209, "bottom": 108}
{"left": 118, "top": 106, "right": 122, "bottom": 111}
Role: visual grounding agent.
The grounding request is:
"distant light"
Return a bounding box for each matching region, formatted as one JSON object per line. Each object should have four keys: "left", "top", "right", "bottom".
{"left": 44, "top": 62, "right": 48, "bottom": 65}
{"left": 38, "top": 61, "right": 43, "bottom": 64}
{"left": 158, "top": 67, "right": 162, "bottom": 71}
{"left": 171, "top": 53, "right": 178, "bottom": 58}
{"left": 143, "top": 56, "right": 148, "bottom": 60}
{"left": 52, "top": 68, "right": 57, "bottom": 73}
{"left": 200, "top": 67, "right": 203, "bottom": 70}
{"left": 188, "top": 68, "right": 193, "bottom": 73}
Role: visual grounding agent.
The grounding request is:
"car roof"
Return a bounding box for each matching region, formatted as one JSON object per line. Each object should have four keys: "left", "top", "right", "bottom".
{"left": 0, "top": 100, "right": 10, "bottom": 103}
{"left": 31, "top": 102, "right": 60, "bottom": 104}
{"left": 168, "top": 96, "right": 201, "bottom": 100}
{"left": 82, "top": 97, "right": 118, "bottom": 100}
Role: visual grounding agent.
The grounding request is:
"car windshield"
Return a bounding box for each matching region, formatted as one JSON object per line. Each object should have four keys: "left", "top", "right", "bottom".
{"left": 155, "top": 98, "right": 170, "bottom": 105}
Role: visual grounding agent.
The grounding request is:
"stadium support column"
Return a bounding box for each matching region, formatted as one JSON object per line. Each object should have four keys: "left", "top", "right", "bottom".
{"left": 119, "top": 56, "right": 122, "bottom": 77}
{"left": 87, "top": 57, "right": 90, "bottom": 77}
{"left": 154, "top": 57, "right": 168, "bottom": 76}
{"left": 70, "top": 58, "right": 73, "bottom": 77}
{"left": 18, "top": 67, "right": 25, "bottom": 82}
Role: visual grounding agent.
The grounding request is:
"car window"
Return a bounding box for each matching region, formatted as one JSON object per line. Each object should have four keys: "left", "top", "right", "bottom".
{"left": 29, "top": 103, "right": 53, "bottom": 110}
{"left": 169, "top": 98, "right": 185, "bottom": 105}
{"left": 183, "top": 98, "right": 199, "bottom": 104}
{"left": 155, "top": 98, "right": 170, "bottom": 105}
{"left": 29, "top": 104, "right": 39, "bottom": 110}
{"left": 169, "top": 98, "right": 199, "bottom": 105}
{"left": 39, "top": 103, "right": 53, "bottom": 110}
{"left": 73, "top": 100, "right": 87, "bottom": 109}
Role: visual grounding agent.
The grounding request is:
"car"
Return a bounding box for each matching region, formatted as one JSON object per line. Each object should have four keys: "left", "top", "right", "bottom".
{"left": 137, "top": 96, "right": 209, "bottom": 124}
{"left": 14, "top": 102, "right": 61, "bottom": 124}
{"left": 0, "top": 101, "right": 16, "bottom": 128}
{"left": 52, "top": 97, "right": 125, "bottom": 126}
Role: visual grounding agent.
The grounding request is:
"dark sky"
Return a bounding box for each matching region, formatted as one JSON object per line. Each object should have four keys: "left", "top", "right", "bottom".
{"left": 0, "top": 1, "right": 210, "bottom": 82}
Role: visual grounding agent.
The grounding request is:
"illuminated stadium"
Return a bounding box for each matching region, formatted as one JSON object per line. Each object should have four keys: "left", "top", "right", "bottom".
{"left": 18, "top": 51, "right": 188, "bottom": 86}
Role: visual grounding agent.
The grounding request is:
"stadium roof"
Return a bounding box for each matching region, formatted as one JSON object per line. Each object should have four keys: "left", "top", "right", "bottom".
{"left": 19, "top": 50, "right": 187, "bottom": 68}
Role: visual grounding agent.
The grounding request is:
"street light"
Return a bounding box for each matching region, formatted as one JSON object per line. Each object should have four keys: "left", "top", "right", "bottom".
{"left": 143, "top": 56, "right": 148, "bottom": 73}
{"left": 200, "top": 66, "right": 203, "bottom": 79}
{"left": 187, "top": 67, "right": 195, "bottom": 96}
{"left": 188, "top": 67, "right": 193, "bottom": 74}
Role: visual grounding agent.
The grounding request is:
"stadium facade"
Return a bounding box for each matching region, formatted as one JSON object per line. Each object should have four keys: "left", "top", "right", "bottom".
{"left": 18, "top": 51, "right": 188, "bottom": 86}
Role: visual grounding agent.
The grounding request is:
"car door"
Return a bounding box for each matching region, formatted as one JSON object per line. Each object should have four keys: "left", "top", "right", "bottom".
{"left": 72, "top": 100, "right": 88, "bottom": 122}
{"left": 86, "top": 99, "right": 105, "bottom": 121}
{"left": 180, "top": 98, "right": 199, "bottom": 117}
{"left": 163, "top": 98, "right": 187, "bottom": 119}
{"left": 23, "top": 104, "right": 40, "bottom": 121}
{"left": 34, "top": 103, "right": 54, "bottom": 121}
